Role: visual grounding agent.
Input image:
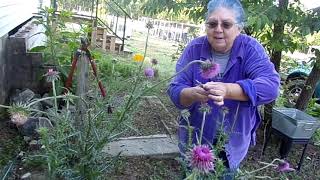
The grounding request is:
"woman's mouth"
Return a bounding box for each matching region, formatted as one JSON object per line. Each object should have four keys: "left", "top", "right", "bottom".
{"left": 214, "top": 37, "right": 225, "bottom": 42}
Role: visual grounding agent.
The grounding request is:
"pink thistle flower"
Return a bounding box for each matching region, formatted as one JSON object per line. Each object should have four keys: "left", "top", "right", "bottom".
{"left": 276, "top": 161, "right": 295, "bottom": 172}
{"left": 190, "top": 144, "right": 215, "bottom": 174}
{"left": 144, "top": 67, "right": 154, "bottom": 78}
{"left": 200, "top": 60, "right": 220, "bottom": 79}
{"left": 44, "top": 68, "right": 60, "bottom": 82}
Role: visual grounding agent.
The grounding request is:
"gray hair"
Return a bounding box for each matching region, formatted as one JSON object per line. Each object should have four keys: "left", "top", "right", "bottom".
{"left": 206, "top": 0, "right": 246, "bottom": 29}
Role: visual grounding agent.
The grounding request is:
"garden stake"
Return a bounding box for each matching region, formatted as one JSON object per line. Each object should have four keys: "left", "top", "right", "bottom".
{"left": 65, "top": 37, "right": 106, "bottom": 97}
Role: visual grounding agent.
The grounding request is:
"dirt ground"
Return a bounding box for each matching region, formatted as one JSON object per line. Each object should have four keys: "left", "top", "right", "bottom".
{"left": 1, "top": 96, "right": 320, "bottom": 179}
{"left": 0, "top": 117, "right": 25, "bottom": 179}
{"left": 242, "top": 127, "right": 320, "bottom": 179}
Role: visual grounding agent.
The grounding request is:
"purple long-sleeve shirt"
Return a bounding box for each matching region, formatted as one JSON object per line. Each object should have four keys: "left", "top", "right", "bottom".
{"left": 168, "top": 34, "right": 280, "bottom": 169}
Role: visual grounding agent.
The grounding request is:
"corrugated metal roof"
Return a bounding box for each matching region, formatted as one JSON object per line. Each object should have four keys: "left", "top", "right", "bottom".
{"left": 0, "top": 0, "right": 39, "bottom": 37}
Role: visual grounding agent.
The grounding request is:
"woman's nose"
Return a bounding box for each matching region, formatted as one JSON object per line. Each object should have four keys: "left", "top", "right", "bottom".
{"left": 214, "top": 24, "right": 224, "bottom": 32}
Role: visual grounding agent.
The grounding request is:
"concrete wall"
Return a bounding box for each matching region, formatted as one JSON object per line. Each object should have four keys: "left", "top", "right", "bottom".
{"left": 0, "top": 0, "right": 40, "bottom": 106}
{"left": 6, "top": 38, "right": 44, "bottom": 95}
{"left": 0, "top": 35, "right": 8, "bottom": 105}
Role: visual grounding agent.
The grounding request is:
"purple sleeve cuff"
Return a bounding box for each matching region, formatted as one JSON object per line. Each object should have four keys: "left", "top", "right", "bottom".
{"left": 167, "top": 82, "right": 191, "bottom": 109}
{"left": 236, "top": 79, "right": 257, "bottom": 106}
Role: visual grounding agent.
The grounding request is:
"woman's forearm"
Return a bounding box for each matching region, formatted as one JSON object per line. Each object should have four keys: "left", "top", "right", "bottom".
{"left": 180, "top": 88, "right": 195, "bottom": 107}
{"left": 225, "top": 83, "right": 248, "bottom": 101}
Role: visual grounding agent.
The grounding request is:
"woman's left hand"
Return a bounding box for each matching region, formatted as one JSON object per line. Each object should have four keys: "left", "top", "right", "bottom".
{"left": 202, "top": 82, "right": 229, "bottom": 106}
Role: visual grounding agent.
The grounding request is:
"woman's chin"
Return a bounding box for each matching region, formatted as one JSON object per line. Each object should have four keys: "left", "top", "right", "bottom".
{"left": 212, "top": 45, "right": 227, "bottom": 53}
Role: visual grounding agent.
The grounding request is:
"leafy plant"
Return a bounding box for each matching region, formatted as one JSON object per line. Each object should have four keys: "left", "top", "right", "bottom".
{"left": 31, "top": 7, "right": 92, "bottom": 95}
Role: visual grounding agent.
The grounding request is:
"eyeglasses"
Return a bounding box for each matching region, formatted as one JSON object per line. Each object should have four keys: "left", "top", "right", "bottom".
{"left": 205, "top": 21, "right": 236, "bottom": 30}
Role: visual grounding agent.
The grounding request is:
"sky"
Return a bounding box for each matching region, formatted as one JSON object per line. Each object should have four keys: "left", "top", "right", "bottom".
{"left": 300, "top": 0, "right": 320, "bottom": 9}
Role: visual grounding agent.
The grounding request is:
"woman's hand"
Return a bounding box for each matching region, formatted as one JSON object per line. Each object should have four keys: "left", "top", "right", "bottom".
{"left": 203, "top": 82, "right": 228, "bottom": 106}
{"left": 180, "top": 86, "right": 210, "bottom": 107}
{"left": 203, "top": 82, "right": 249, "bottom": 105}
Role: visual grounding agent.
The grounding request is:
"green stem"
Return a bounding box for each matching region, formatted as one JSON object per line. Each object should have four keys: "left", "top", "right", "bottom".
{"left": 96, "top": 28, "right": 152, "bottom": 149}
{"left": 112, "top": 64, "right": 115, "bottom": 76}
{"left": 199, "top": 111, "right": 207, "bottom": 144}
{"left": 187, "top": 123, "right": 193, "bottom": 150}
{"left": 244, "top": 158, "right": 282, "bottom": 176}
{"left": 52, "top": 81, "right": 58, "bottom": 112}
{"left": 133, "top": 60, "right": 204, "bottom": 104}
{"left": 231, "top": 102, "right": 240, "bottom": 132}
{"left": 27, "top": 95, "right": 78, "bottom": 107}
{"left": 0, "top": 104, "right": 11, "bottom": 109}
{"left": 143, "top": 29, "right": 150, "bottom": 61}
{"left": 116, "top": 60, "right": 205, "bottom": 141}
{"left": 220, "top": 111, "right": 226, "bottom": 130}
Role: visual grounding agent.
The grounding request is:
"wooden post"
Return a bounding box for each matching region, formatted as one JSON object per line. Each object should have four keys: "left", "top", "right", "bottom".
{"left": 76, "top": 50, "right": 89, "bottom": 129}
{"left": 91, "top": 25, "right": 97, "bottom": 48}
{"left": 102, "top": 29, "right": 107, "bottom": 50}
{"left": 110, "top": 36, "right": 116, "bottom": 52}
{"left": 122, "top": 15, "right": 127, "bottom": 51}
{"left": 115, "top": 15, "right": 119, "bottom": 34}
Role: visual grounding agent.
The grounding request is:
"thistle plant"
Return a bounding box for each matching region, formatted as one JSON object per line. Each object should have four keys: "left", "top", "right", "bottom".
{"left": 44, "top": 68, "right": 60, "bottom": 111}
{"left": 236, "top": 158, "right": 294, "bottom": 179}
{"left": 198, "top": 103, "right": 211, "bottom": 145}
{"left": 180, "top": 102, "right": 295, "bottom": 179}
{"left": 189, "top": 144, "right": 216, "bottom": 174}
{"left": 144, "top": 67, "right": 155, "bottom": 78}
{"left": 200, "top": 59, "right": 220, "bottom": 79}
{"left": 8, "top": 103, "right": 30, "bottom": 126}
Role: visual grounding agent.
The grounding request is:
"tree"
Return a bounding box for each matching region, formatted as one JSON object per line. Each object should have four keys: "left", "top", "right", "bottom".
{"left": 295, "top": 48, "right": 320, "bottom": 111}
{"left": 142, "top": 0, "right": 209, "bottom": 23}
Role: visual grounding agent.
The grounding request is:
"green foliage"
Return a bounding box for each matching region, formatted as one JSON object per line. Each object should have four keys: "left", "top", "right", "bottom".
{"left": 305, "top": 100, "right": 320, "bottom": 146}
{"left": 31, "top": 7, "right": 92, "bottom": 95}
{"left": 313, "top": 129, "right": 320, "bottom": 146}
{"left": 57, "top": 0, "right": 94, "bottom": 11}
{"left": 171, "top": 42, "right": 187, "bottom": 61}
{"left": 0, "top": 136, "right": 24, "bottom": 167}
{"left": 98, "top": 57, "right": 136, "bottom": 79}
{"left": 142, "top": 0, "right": 209, "bottom": 23}
{"left": 142, "top": 0, "right": 320, "bottom": 56}
{"left": 23, "top": 96, "right": 122, "bottom": 179}
{"left": 308, "top": 32, "right": 320, "bottom": 46}
{"left": 243, "top": 0, "right": 319, "bottom": 55}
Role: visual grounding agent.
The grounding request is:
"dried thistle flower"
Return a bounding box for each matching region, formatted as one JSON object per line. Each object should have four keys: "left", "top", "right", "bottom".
{"left": 181, "top": 109, "right": 191, "bottom": 120}
{"left": 9, "top": 103, "right": 30, "bottom": 126}
{"left": 199, "top": 103, "right": 211, "bottom": 114}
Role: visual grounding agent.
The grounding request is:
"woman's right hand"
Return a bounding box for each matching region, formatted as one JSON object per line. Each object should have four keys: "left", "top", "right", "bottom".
{"left": 180, "top": 86, "right": 210, "bottom": 107}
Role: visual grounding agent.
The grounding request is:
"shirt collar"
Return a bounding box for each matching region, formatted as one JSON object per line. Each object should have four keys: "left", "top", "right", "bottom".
{"left": 200, "top": 34, "right": 245, "bottom": 62}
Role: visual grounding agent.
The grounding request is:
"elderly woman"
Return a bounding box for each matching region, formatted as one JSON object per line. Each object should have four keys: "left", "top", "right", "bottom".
{"left": 168, "top": 0, "right": 280, "bottom": 177}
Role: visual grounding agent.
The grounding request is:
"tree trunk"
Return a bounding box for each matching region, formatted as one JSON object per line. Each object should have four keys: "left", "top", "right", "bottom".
{"left": 263, "top": 0, "right": 288, "bottom": 133}
{"left": 295, "top": 49, "right": 320, "bottom": 111}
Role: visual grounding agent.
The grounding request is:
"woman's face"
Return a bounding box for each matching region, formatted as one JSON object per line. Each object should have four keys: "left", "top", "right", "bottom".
{"left": 206, "top": 7, "right": 241, "bottom": 53}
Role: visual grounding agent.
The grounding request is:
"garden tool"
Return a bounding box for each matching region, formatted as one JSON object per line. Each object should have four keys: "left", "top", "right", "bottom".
{"left": 65, "top": 37, "right": 106, "bottom": 97}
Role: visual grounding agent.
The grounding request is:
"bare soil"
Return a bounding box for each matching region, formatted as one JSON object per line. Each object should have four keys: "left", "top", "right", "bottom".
{"left": 122, "top": 96, "right": 178, "bottom": 137}
{"left": 242, "top": 126, "right": 320, "bottom": 179}
{"left": 1, "top": 96, "right": 319, "bottom": 179}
